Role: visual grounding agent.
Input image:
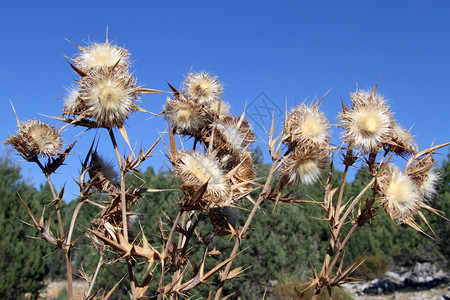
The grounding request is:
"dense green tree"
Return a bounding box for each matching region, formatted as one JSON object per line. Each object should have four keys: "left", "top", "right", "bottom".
{"left": 0, "top": 157, "right": 51, "bottom": 299}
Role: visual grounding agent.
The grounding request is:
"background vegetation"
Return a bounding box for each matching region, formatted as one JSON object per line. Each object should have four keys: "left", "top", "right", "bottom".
{"left": 1, "top": 149, "right": 449, "bottom": 299}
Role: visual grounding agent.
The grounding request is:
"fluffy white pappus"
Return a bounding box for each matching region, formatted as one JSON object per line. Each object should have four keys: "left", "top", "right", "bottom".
{"left": 339, "top": 90, "right": 393, "bottom": 153}
{"left": 381, "top": 165, "right": 421, "bottom": 222}
{"left": 284, "top": 104, "right": 330, "bottom": 146}
{"left": 80, "top": 70, "right": 138, "bottom": 127}
{"left": 421, "top": 169, "right": 439, "bottom": 199}
{"left": 207, "top": 100, "right": 230, "bottom": 118}
{"left": 177, "top": 152, "right": 229, "bottom": 199}
{"left": 182, "top": 72, "right": 223, "bottom": 105}
{"left": 215, "top": 122, "right": 245, "bottom": 150}
{"left": 164, "top": 98, "right": 204, "bottom": 133}
{"left": 63, "top": 87, "right": 81, "bottom": 114}
{"left": 75, "top": 42, "right": 130, "bottom": 71}
{"left": 286, "top": 158, "right": 324, "bottom": 185}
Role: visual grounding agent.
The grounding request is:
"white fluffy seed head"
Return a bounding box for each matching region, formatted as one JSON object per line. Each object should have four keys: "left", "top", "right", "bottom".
{"left": 379, "top": 165, "right": 422, "bottom": 223}
{"left": 338, "top": 90, "right": 393, "bottom": 153}
{"left": 283, "top": 103, "right": 330, "bottom": 146}
{"left": 421, "top": 169, "right": 439, "bottom": 199}
{"left": 63, "top": 88, "right": 82, "bottom": 115}
{"left": 5, "top": 120, "right": 63, "bottom": 158}
{"left": 182, "top": 72, "right": 223, "bottom": 105}
{"left": 74, "top": 42, "right": 130, "bottom": 71}
{"left": 174, "top": 152, "right": 229, "bottom": 205}
{"left": 79, "top": 69, "right": 138, "bottom": 127}
{"left": 164, "top": 97, "right": 205, "bottom": 134}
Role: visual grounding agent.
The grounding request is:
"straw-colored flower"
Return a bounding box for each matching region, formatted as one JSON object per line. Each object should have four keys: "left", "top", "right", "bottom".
{"left": 283, "top": 103, "right": 330, "bottom": 147}
{"left": 5, "top": 120, "right": 63, "bottom": 158}
{"left": 164, "top": 96, "right": 206, "bottom": 135}
{"left": 74, "top": 42, "right": 130, "bottom": 72}
{"left": 173, "top": 151, "right": 229, "bottom": 207}
{"left": 78, "top": 68, "right": 139, "bottom": 127}
{"left": 338, "top": 90, "right": 393, "bottom": 153}
{"left": 378, "top": 165, "right": 422, "bottom": 223}
{"left": 182, "top": 72, "right": 223, "bottom": 105}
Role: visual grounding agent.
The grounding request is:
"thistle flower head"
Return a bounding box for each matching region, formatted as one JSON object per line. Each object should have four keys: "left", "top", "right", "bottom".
{"left": 378, "top": 165, "right": 422, "bottom": 223}
{"left": 5, "top": 120, "right": 63, "bottom": 159}
{"left": 173, "top": 151, "right": 229, "bottom": 208}
{"left": 74, "top": 42, "right": 130, "bottom": 72}
{"left": 206, "top": 100, "right": 230, "bottom": 119}
{"left": 78, "top": 68, "right": 139, "bottom": 127}
{"left": 214, "top": 116, "right": 254, "bottom": 156}
{"left": 338, "top": 89, "right": 393, "bottom": 153}
{"left": 385, "top": 123, "right": 417, "bottom": 157}
{"left": 182, "top": 72, "right": 223, "bottom": 105}
{"left": 228, "top": 151, "right": 255, "bottom": 199}
{"left": 280, "top": 148, "right": 329, "bottom": 186}
{"left": 283, "top": 103, "right": 330, "bottom": 147}
{"left": 62, "top": 87, "right": 82, "bottom": 116}
{"left": 406, "top": 154, "right": 438, "bottom": 199}
{"left": 164, "top": 96, "right": 206, "bottom": 135}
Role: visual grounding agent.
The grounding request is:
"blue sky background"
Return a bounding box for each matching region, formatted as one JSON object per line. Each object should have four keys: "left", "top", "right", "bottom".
{"left": 1, "top": 1, "right": 449, "bottom": 200}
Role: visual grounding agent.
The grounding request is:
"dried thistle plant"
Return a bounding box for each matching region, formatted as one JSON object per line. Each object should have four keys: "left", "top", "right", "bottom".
{"left": 267, "top": 85, "right": 449, "bottom": 298}
{"left": 3, "top": 34, "right": 449, "bottom": 300}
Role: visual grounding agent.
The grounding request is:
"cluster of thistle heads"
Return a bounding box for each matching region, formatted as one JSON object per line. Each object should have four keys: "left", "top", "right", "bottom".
{"left": 163, "top": 72, "right": 255, "bottom": 233}
{"left": 3, "top": 38, "right": 445, "bottom": 236}
{"left": 279, "top": 86, "right": 442, "bottom": 228}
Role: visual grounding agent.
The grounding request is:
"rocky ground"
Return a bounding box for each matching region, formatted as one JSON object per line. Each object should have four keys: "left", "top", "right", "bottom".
{"left": 344, "top": 262, "right": 450, "bottom": 300}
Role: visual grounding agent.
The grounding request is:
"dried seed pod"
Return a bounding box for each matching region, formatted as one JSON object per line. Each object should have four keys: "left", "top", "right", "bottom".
{"left": 338, "top": 89, "right": 394, "bottom": 153}
{"left": 182, "top": 72, "right": 223, "bottom": 105}
{"left": 5, "top": 120, "right": 63, "bottom": 159}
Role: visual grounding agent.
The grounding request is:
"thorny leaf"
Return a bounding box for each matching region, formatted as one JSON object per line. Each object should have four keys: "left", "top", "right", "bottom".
{"left": 44, "top": 140, "right": 77, "bottom": 175}
{"left": 19, "top": 193, "right": 67, "bottom": 250}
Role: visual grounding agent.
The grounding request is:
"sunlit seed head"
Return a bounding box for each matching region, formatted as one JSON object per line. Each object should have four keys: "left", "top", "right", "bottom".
{"left": 283, "top": 103, "right": 330, "bottom": 146}
{"left": 5, "top": 120, "right": 63, "bottom": 158}
{"left": 207, "top": 100, "right": 230, "bottom": 119}
{"left": 74, "top": 42, "right": 130, "bottom": 71}
{"left": 79, "top": 69, "right": 138, "bottom": 127}
{"left": 386, "top": 123, "right": 417, "bottom": 156}
{"left": 182, "top": 72, "right": 223, "bottom": 105}
{"left": 281, "top": 152, "right": 328, "bottom": 186}
{"left": 174, "top": 152, "right": 229, "bottom": 202}
{"left": 214, "top": 116, "right": 254, "bottom": 156}
{"left": 63, "top": 88, "right": 82, "bottom": 115}
{"left": 379, "top": 165, "right": 421, "bottom": 223}
{"left": 338, "top": 90, "right": 393, "bottom": 153}
{"left": 164, "top": 97, "right": 205, "bottom": 134}
{"left": 421, "top": 169, "right": 439, "bottom": 199}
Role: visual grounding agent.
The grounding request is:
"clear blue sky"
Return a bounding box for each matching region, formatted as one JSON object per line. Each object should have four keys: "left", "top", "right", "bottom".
{"left": 1, "top": 1, "right": 449, "bottom": 200}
